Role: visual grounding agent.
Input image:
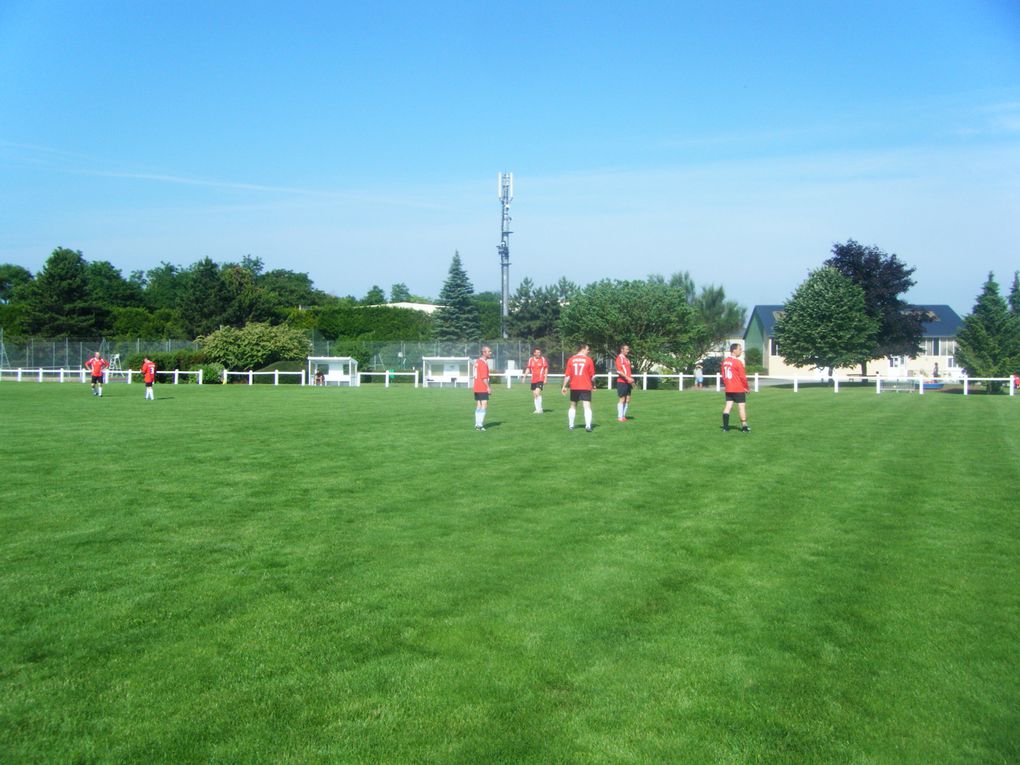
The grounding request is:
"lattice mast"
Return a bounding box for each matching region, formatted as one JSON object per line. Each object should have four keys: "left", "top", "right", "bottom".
{"left": 497, "top": 172, "right": 513, "bottom": 339}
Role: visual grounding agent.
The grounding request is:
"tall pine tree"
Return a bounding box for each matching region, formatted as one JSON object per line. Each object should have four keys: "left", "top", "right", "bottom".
{"left": 955, "top": 272, "right": 1020, "bottom": 390}
{"left": 434, "top": 252, "right": 480, "bottom": 342}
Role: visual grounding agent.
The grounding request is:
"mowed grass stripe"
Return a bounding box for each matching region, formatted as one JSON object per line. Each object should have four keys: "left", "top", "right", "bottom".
{"left": 1, "top": 383, "right": 1018, "bottom": 764}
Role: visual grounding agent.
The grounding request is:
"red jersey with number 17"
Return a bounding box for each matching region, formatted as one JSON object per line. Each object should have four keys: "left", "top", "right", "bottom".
{"left": 526, "top": 355, "right": 548, "bottom": 384}
{"left": 722, "top": 355, "right": 748, "bottom": 393}
{"left": 564, "top": 354, "right": 595, "bottom": 391}
{"left": 473, "top": 357, "right": 490, "bottom": 393}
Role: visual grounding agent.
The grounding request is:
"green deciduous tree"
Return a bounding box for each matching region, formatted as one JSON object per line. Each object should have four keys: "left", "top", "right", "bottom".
{"left": 773, "top": 267, "right": 879, "bottom": 375}
{"left": 199, "top": 322, "right": 311, "bottom": 370}
{"left": 1008, "top": 272, "right": 1019, "bottom": 317}
{"left": 434, "top": 252, "right": 480, "bottom": 342}
{"left": 955, "top": 273, "right": 1020, "bottom": 391}
{"left": 178, "top": 257, "right": 231, "bottom": 336}
{"left": 0, "top": 264, "right": 33, "bottom": 303}
{"left": 558, "top": 277, "right": 706, "bottom": 371}
{"left": 390, "top": 283, "right": 412, "bottom": 303}
{"left": 362, "top": 285, "right": 386, "bottom": 305}
{"left": 21, "top": 248, "right": 107, "bottom": 336}
{"left": 824, "top": 239, "right": 923, "bottom": 373}
{"left": 86, "top": 260, "right": 144, "bottom": 310}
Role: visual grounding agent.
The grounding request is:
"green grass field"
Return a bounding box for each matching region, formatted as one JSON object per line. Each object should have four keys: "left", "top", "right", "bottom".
{"left": 1, "top": 381, "right": 1018, "bottom": 764}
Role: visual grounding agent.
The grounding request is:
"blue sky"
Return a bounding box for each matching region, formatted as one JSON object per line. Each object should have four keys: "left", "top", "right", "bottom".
{"left": 1, "top": 0, "right": 1018, "bottom": 315}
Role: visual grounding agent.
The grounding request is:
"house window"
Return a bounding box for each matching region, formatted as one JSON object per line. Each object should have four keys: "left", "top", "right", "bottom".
{"left": 769, "top": 338, "right": 780, "bottom": 356}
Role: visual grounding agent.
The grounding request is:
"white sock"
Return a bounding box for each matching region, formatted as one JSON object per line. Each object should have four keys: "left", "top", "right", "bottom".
{"left": 622, "top": 402, "right": 628, "bottom": 417}
{"left": 584, "top": 407, "right": 592, "bottom": 428}
{"left": 475, "top": 408, "right": 482, "bottom": 427}
{"left": 97, "top": 386, "right": 102, "bottom": 397}
{"left": 568, "top": 408, "right": 576, "bottom": 428}
{"left": 479, "top": 410, "right": 486, "bottom": 427}
{"left": 535, "top": 395, "right": 542, "bottom": 412}
{"left": 618, "top": 402, "right": 624, "bottom": 418}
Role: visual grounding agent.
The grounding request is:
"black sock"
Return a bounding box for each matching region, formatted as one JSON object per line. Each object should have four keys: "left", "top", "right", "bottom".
{"left": 722, "top": 413, "right": 730, "bottom": 429}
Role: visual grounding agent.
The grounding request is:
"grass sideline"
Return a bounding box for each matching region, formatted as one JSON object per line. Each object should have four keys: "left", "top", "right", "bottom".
{"left": 1, "top": 382, "right": 1018, "bottom": 764}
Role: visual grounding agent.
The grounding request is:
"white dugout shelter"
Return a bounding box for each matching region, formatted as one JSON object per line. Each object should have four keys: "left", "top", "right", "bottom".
{"left": 307, "top": 356, "right": 359, "bottom": 386}
{"left": 422, "top": 356, "right": 472, "bottom": 388}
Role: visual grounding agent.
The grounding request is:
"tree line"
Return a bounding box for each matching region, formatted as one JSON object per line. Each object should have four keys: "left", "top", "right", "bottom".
{"left": 0, "top": 247, "right": 747, "bottom": 372}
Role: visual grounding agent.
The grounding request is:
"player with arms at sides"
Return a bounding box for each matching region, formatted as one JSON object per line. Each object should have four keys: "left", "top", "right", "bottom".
{"left": 721, "top": 343, "right": 750, "bottom": 432}
{"left": 84, "top": 351, "right": 109, "bottom": 397}
{"left": 615, "top": 343, "right": 635, "bottom": 422}
{"left": 561, "top": 343, "right": 596, "bottom": 431}
{"left": 141, "top": 357, "right": 157, "bottom": 400}
{"left": 473, "top": 346, "right": 493, "bottom": 431}
{"left": 525, "top": 347, "right": 549, "bottom": 414}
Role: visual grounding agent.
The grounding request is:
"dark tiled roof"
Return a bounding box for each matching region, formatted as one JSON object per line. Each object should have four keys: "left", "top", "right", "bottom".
{"left": 746, "top": 304, "right": 963, "bottom": 338}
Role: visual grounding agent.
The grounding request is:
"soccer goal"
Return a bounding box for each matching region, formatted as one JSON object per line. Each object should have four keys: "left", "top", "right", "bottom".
{"left": 421, "top": 356, "right": 471, "bottom": 388}
{"left": 307, "top": 356, "right": 359, "bottom": 387}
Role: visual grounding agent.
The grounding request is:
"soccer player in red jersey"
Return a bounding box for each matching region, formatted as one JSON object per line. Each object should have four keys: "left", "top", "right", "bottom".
{"left": 84, "top": 351, "right": 109, "bottom": 397}
{"left": 525, "top": 347, "right": 548, "bottom": 414}
{"left": 473, "top": 346, "right": 492, "bottom": 430}
{"left": 141, "top": 357, "right": 157, "bottom": 400}
{"left": 561, "top": 343, "right": 596, "bottom": 431}
{"left": 721, "top": 343, "right": 750, "bottom": 432}
{"left": 614, "top": 344, "right": 635, "bottom": 421}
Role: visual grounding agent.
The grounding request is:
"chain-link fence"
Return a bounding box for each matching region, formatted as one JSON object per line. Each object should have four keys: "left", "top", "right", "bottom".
{"left": 0, "top": 335, "right": 583, "bottom": 373}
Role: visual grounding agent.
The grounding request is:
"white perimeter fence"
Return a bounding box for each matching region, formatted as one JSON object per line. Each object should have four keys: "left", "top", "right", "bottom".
{"left": 1, "top": 368, "right": 1016, "bottom": 396}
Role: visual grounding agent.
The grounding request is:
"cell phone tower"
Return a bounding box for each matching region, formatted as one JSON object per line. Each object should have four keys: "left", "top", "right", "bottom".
{"left": 497, "top": 172, "right": 513, "bottom": 339}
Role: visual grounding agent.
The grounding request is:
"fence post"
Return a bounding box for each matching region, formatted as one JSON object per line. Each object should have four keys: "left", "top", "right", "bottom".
{"left": 222, "top": 368, "right": 228, "bottom": 384}
{"left": 715, "top": 373, "right": 721, "bottom": 392}
{"left": 415, "top": 369, "right": 419, "bottom": 388}
{"left": 59, "top": 369, "right": 65, "bottom": 383}
{"left": 963, "top": 376, "right": 969, "bottom": 396}
{"left": 754, "top": 372, "right": 759, "bottom": 393}
{"left": 876, "top": 377, "right": 882, "bottom": 394}
{"left": 17, "top": 368, "right": 22, "bottom": 382}
{"left": 174, "top": 370, "right": 180, "bottom": 385}
{"left": 127, "top": 370, "right": 133, "bottom": 384}
{"left": 834, "top": 376, "right": 840, "bottom": 393}
{"left": 248, "top": 370, "right": 253, "bottom": 385}
{"left": 38, "top": 368, "right": 44, "bottom": 383}
{"left": 198, "top": 369, "right": 204, "bottom": 385}
{"left": 918, "top": 377, "right": 924, "bottom": 396}
{"left": 678, "top": 373, "right": 684, "bottom": 392}
{"left": 642, "top": 371, "right": 648, "bottom": 391}
{"left": 793, "top": 376, "right": 799, "bottom": 393}
{"left": 1011, "top": 377, "right": 1016, "bottom": 397}
{"left": 274, "top": 369, "right": 279, "bottom": 386}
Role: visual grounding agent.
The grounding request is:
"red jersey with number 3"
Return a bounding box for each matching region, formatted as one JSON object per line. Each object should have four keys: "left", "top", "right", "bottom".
{"left": 142, "top": 360, "right": 156, "bottom": 384}
{"left": 722, "top": 356, "right": 748, "bottom": 393}
{"left": 473, "top": 357, "right": 490, "bottom": 393}
{"left": 564, "top": 354, "right": 595, "bottom": 391}
{"left": 526, "top": 356, "right": 548, "bottom": 384}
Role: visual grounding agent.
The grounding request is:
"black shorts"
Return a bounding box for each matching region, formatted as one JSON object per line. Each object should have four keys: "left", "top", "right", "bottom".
{"left": 530, "top": 382, "right": 544, "bottom": 391}
{"left": 617, "top": 381, "right": 633, "bottom": 397}
{"left": 569, "top": 390, "right": 592, "bottom": 403}
{"left": 91, "top": 375, "right": 103, "bottom": 384}
{"left": 474, "top": 392, "right": 489, "bottom": 402}
{"left": 145, "top": 381, "right": 153, "bottom": 388}
{"left": 725, "top": 392, "right": 746, "bottom": 403}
